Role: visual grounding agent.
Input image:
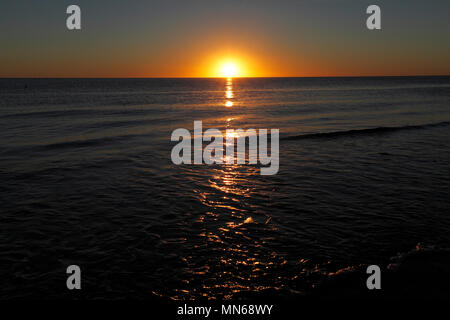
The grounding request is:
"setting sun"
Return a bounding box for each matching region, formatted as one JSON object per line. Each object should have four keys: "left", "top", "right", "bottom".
{"left": 204, "top": 55, "right": 265, "bottom": 78}
{"left": 219, "top": 61, "right": 241, "bottom": 78}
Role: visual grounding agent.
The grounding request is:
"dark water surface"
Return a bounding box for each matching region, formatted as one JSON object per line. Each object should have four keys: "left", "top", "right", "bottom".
{"left": 1, "top": 77, "right": 449, "bottom": 299}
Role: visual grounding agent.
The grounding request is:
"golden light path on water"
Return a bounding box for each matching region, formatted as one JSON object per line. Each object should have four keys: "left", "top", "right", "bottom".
{"left": 166, "top": 77, "right": 291, "bottom": 301}
{"left": 225, "top": 78, "right": 233, "bottom": 107}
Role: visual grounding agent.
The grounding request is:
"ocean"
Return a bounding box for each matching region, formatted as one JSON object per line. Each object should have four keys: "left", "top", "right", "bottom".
{"left": 1, "top": 76, "right": 450, "bottom": 300}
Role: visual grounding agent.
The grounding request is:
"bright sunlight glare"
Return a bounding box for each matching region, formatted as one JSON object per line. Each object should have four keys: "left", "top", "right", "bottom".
{"left": 220, "top": 62, "right": 239, "bottom": 78}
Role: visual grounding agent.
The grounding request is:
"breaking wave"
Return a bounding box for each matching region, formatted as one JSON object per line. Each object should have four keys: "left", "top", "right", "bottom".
{"left": 282, "top": 121, "right": 450, "bottom": 141}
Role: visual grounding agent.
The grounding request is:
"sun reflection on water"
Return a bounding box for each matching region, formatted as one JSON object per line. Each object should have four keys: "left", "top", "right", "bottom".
{"left": 163, "top": 77, "right": 292, "bottom": 301}
{"left": 225, "top": 77, "right": 234, "bottom": 107}
{"left": 170, "top": 161, "right": 286, "bottom": 300}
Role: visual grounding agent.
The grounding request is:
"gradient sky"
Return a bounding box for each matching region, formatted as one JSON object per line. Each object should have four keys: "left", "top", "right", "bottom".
{"left": 1, "top": 0, "right": 449, "bottom": 77}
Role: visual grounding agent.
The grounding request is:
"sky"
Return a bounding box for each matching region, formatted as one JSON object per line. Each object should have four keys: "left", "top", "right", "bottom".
{"left": 0, "top": 0, "right": 449, "bottom": 77}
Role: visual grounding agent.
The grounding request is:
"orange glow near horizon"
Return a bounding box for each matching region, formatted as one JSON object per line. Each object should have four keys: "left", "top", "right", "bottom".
{"left": 3, "top": 39, "right": 448, "bottom": 78}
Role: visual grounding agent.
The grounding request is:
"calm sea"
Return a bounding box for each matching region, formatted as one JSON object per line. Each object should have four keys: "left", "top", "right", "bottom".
{"left": 1, "top": 77, "right": 450, "bottom": 299}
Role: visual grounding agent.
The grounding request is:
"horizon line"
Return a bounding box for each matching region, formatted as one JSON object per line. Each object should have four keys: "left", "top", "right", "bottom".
{"left": 1, "top": 74, "right": 450, "bottom": 79}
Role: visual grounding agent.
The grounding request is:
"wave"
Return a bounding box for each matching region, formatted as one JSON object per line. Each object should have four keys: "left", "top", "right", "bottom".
{"left": 0, "top": 132, "right": 155, "bottom": 154}
{"left": 310, "top": 243, "right": 450, "bottom": 299}
{"left": 282, "top": 121, "right": 450, "bottom": 141}
{"left": 39, "top": 133, "right": 147, "bottom": 150}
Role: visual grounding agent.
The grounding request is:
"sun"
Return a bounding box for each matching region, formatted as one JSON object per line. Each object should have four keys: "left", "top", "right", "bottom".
{"left": 220, "top": 62, "right": 239, "bottom": 78}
